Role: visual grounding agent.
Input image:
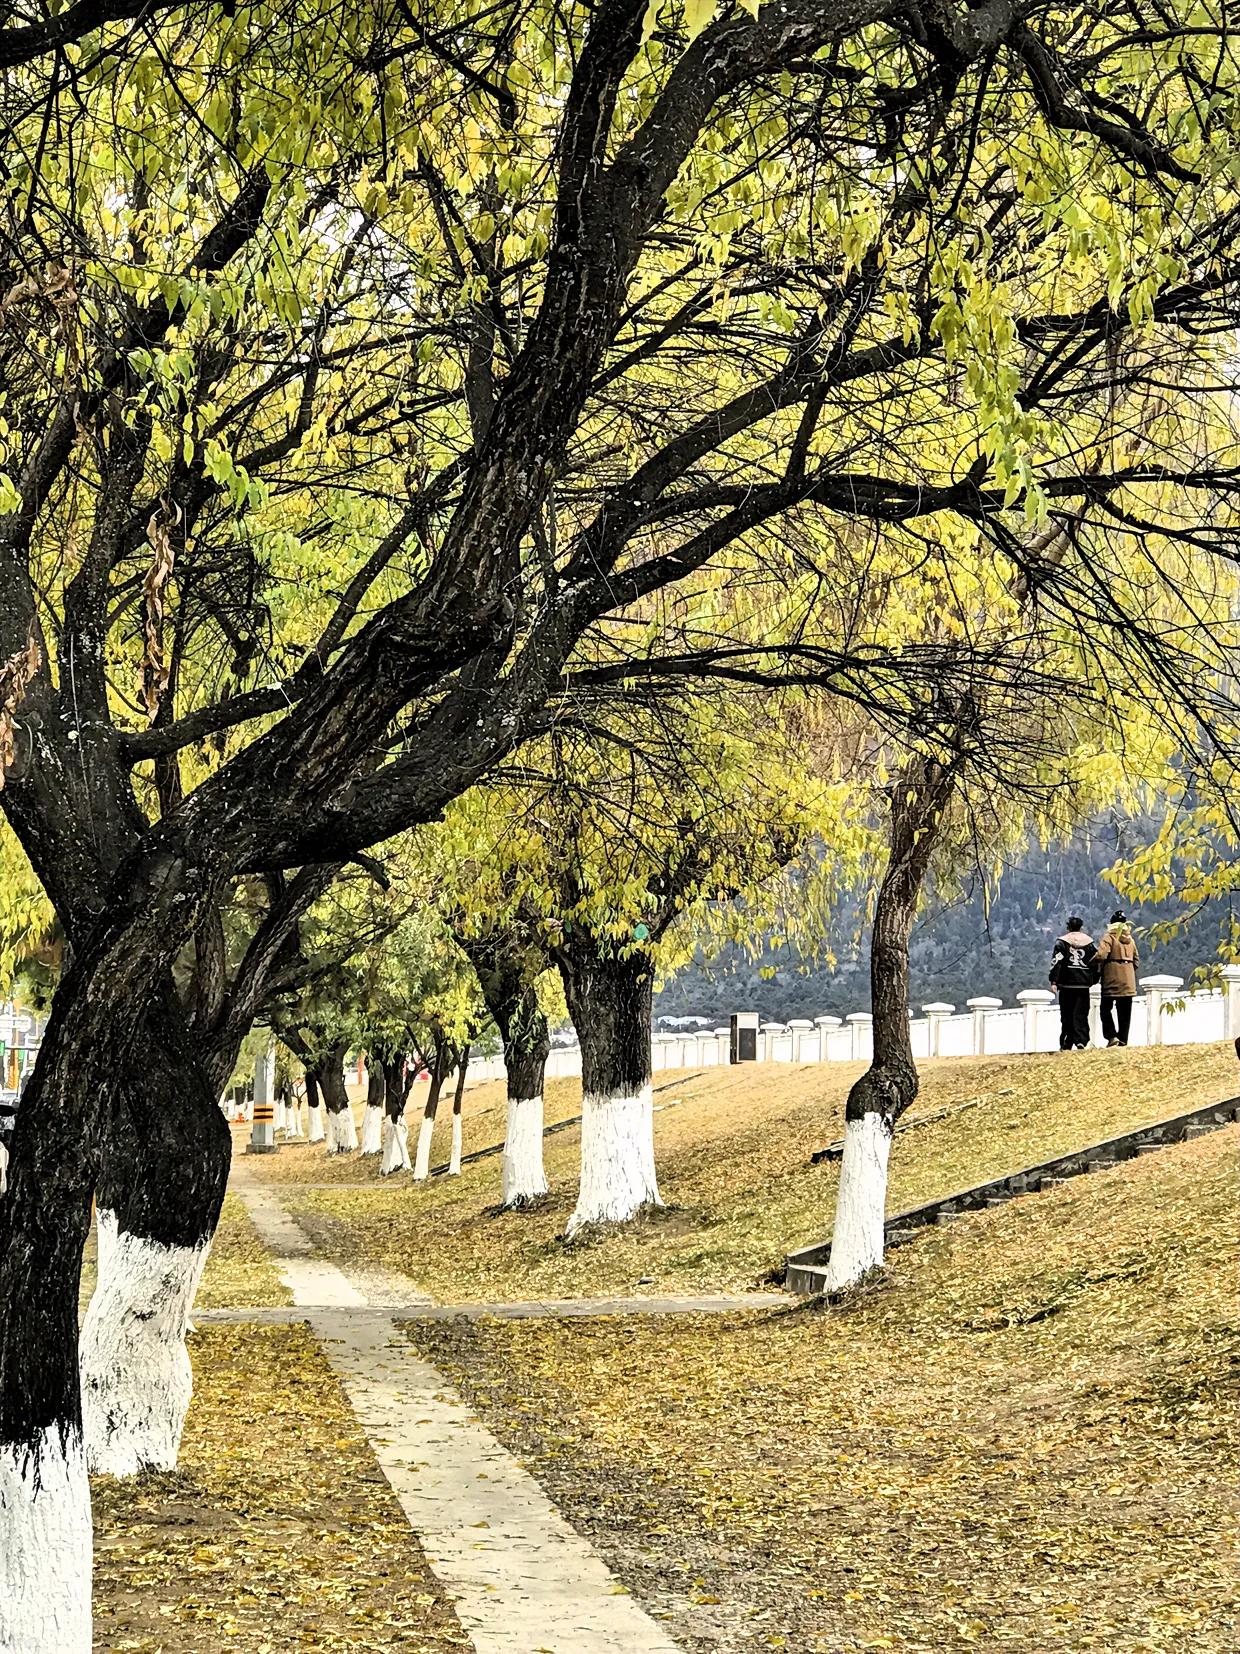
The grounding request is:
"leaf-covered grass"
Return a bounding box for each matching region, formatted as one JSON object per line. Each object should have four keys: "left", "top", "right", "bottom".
{"left": 92, "top": 1323, "right": 467, "bottom": 1652}
{"left": 268, "top": 1043, "right": 1237, "bottom": 1303}
{"left": 80, "top": 1192, "right": 292, "bottom": 1311}
{"left": 406, "top": 1127, "right": 1239, "bottom": 1653}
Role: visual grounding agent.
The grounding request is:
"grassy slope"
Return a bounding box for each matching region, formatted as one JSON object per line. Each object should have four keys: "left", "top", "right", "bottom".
{"left": 408, "top": 1126, "right": 1239, "bottom": 1654}
{"left": 266, "top": 1043, "right": 1236, "bottom": 1302}
{"left": 92, "top": 1323, "right": 467, "bottom": 1652}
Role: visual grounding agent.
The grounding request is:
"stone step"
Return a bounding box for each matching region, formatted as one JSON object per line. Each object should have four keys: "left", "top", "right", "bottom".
{"left": 785, "top": 1093, "right": 1240, "bottom": 1293}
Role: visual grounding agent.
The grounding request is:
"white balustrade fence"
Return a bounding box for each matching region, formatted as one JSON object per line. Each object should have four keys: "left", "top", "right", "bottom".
{"left": 457, "top": 966, "right": 1240, "bottom": 1087}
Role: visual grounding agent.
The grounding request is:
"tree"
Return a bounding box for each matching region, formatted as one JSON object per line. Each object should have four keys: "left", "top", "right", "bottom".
{"left": 455, "top": 916, "right": 556, "bottom": 1206}
{"left": 444, "top": 693, "right": 872, "bottom": 1231}
{"left": 3, "top": 5, "right": 1239, "bottom": 1646}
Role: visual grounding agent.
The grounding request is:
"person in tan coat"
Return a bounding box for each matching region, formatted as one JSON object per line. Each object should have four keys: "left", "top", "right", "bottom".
{"left": 1094, "top": 911, "right": 1139, "bottom": 1046}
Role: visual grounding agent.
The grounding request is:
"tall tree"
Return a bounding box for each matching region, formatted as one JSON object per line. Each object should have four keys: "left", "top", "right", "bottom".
{"left": 2, "top": 6, "right": 1238, "bottom": 1645}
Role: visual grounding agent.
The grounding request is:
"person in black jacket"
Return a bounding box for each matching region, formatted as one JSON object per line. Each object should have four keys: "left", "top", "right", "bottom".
{"left": 1049, "top": 917, "right": 1097, "bottom": 1050}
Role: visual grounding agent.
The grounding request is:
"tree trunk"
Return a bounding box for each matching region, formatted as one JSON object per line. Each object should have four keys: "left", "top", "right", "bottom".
{"left": 557, "top": 936, "right": 659, "bottom": 1235}
{"left": 459, "top": 933, "right": 553, "bottom": 1208}
{"left": 359, "top": 1056, "right": 384, "bottom": 1156}
{"left": 79, "top": 983, "right": 233, "bottom": 1478}
{"left": 496, "top": 982, "right": 551, "bottom": 1206}
{"left": 448, "top": 1051, "right": 468, "bottom": 1176}
{"left": 283, "top": 1081, "right": 304, "bottom": 1140}
{"left": 317, "top": 1046, "right": 355, "bottom": 1154}
{"left": 823, "top": 760, "right": 956, "bottom": 1291}
{"left": 412, "top": 1043, "right": 449, "bottom": 1180}
{"left": 379, "top": 1055, "right": 412, "bottom": 1175}
{"left": 304, "top": 1066, "right": 325, "bottom": 1143}
{"left": 1, "top": 901, "right": 217, "bottom": 1652}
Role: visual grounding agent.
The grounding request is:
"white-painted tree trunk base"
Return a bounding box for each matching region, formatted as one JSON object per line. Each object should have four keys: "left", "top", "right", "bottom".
{"left": 360, "top": 1105, "right": 383, "bottom": 1156}
{"left": 273, "top": 1097, "right": 287, "bottom": 1133}
{"left": 566, "top": 1086, "right": 661, "bottom": 1235}
{"left": 284, "top": 1099, "right": 304, "bottom": 1139}
{"left": 413, "top": 1112, "right": 435, "bottom": 1180}
{"left": 449, "top": 1113, "right": 463, "bottom": 1176}
{"left": 307, "top": 1104, "right": 324, "bottom": 1143}
{"left": 502, "top": 1094, "right": 548, "bottom": 1207}
{"left": 80, "top": 1210, "right": 209, "bottom": 1476}
{"left": 0, "top": 1139, "right": 8, "bottom": 1197}
{"left": 0, "top": 1427, "right": 92, "bottom": 1653}
{"left": 822, "top": 1113, "right": 893, "bottom": 1291}
{"left": 381, "top": 1117, "right": 411, "bottom": 1175}
{"left": 325, "top": 1107, "right": 357, "bottom": 1155}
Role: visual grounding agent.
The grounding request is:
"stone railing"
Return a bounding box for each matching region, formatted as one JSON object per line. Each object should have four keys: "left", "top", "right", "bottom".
{"left": 462, "top": 966, "right": 1240, "bottom": 1084}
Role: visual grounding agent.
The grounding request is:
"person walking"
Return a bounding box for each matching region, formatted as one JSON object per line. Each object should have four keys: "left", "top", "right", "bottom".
{"left": 1093, "top": 910, "right": 1139, "bottom": 1046}
{"left": 1050, "top": 916, "right": 1097, "bottom": 1050}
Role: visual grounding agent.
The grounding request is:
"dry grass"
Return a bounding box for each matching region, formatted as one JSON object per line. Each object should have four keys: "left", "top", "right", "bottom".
{"left": 80, "top": 1193, "right": 292, "bottom": 1311}
{"left": 261, "top": 1043, "right": 1237, "bottom": 1303}
{"left": 407, "top": 1127, "right": 1240, "bottom": 1653}
{"left": 92, "top": 1323, "right": 467, "bottom": 1651}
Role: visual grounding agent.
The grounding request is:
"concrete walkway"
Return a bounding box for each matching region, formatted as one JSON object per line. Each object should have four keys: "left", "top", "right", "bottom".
{"left": 229, "top": 1171, "right": 685, "bottom": 1653}
{"left": 198, "top": 1290, "right": 786, "bottom": 1324}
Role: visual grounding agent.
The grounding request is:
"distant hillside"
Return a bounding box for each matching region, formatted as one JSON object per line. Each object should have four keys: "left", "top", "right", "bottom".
{"left": 655, "top": 816, "right": 1229, "bottom": 1026}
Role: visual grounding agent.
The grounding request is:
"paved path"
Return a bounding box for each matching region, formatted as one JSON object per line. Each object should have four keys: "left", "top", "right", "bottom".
{"left": 228, "top": 1171, "right": 685, "bottom": 1653}
{"left": 198, "top": 1290, "right": 786, "bottom": 1324}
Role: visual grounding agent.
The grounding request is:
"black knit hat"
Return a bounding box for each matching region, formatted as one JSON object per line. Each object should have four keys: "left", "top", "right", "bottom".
{"left": 1110, "top": 910, "right": 1127, "bottom": 924}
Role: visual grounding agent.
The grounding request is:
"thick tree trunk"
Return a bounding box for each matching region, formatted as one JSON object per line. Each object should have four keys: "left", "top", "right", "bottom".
{"left": 448, "top": 1053, "right": 468, "bottom": 1176}
{"left": 823, "top": 761, "right": 956, "bottom": 1291}
{"left": 80, "top": 1050, "right": 229, "bottom": 1477}
{"left": 317, "top": 1046, "right": 355, "bottom": 1154}
{"left": 360, "top": 1057, "right": 384, "bottom": 1156}
{"left": 379, "top": 1055, "right": 412, "bottom": 1175}
{"left": 0, "top": 1030, "right": 94, "bottom": 1654}
{"left": 558, "top": 938, "right": 659, "bottom": 1235}
{"left": 1, "top": 896, "right": 216, "bottom": 1652}
{"left": 304, "top": 1066, "right": 325, "bottom": 1143}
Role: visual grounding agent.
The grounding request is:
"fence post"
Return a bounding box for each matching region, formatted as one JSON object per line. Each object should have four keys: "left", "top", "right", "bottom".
{"left": 1016, "top": 988, "right": 1055, "bottom": 1052}
{"left": 787, "top": 1018, "right": 815, "bottom": 1061}
{"left": 1088, "top": 983, "right": 1103, "bottom": 1048}
{"left": 847, "top": 1011, "right": 873, "bottom": 1061}
{"left": 1140, "top": 975, "right": 1184, "bottom": 1047}
{"left": 920, "top": 1002, "right": 954, "bottom": 1058}
{"left": 814, "top": 1015, "right": 841, "bottom": 1060}
{"left": 1221, "top": 966, "right": 1240, "bottom": 1041}
{"left": 966, "top": 997, "right": 1002, "bottom": 1056}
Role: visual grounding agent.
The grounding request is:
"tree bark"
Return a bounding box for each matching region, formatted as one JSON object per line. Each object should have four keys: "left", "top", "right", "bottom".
{"left": 0, "top": 895, "right": 216, "bottom": 1652}
{"left": 823, "top": 759, "right": 957, "bottom": 1291}
{"left": 465, "top": 942, "right": 552, "bottom": 1207}
{"left": 316, "top": 1045, "right": 355, "bottom": 1154}
{"left": 303, "top": 1065, "right": 325, "bottom": 1143}
{"left": 448, "top": 1051, "right": 468, "bottom": 1176}
{"left": 557, "top": 932, "right": 660, "bottom": 1235}
{"left": 412, "top": 1042, "right": 450, "bottom": 1181}
{"left": 379, "top": 1054, "right": 413, "bottom": 1174}
{"left": 360, "top": 1056, "right": 385, "bottom": 1155}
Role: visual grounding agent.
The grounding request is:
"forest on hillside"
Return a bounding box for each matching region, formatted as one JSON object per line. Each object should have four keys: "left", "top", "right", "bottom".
{"left": 656, "top": 816, "right": 1231, "bottom": 1025}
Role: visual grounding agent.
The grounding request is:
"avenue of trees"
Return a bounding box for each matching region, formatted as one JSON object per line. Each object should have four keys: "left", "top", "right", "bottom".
{"left": 2, "top": 3, "right": 1240, "bottom": 1649}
